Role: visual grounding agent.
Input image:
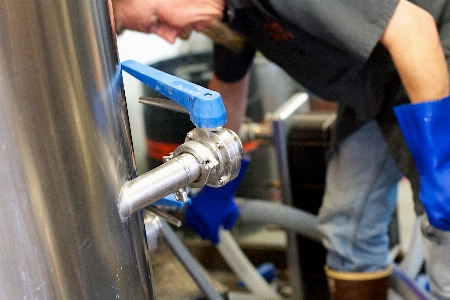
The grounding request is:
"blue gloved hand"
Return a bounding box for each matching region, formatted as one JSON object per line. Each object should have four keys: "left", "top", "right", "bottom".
{"left": 394, "top": 96, "right": 450, "bottom": 231}
{"left": 184, "top": 157, "right": 250, "bottom": 243}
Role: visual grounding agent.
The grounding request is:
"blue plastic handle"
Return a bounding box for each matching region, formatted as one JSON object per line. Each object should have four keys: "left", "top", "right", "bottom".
{"left": 153, "top": 193, "right": 191, "bottom": 208}
{"left": 121, "top": 59, "right": 226, "bottom": 128}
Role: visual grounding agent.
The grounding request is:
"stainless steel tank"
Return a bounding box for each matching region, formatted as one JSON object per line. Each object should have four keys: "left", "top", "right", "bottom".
{"left": 0, "top": 0, "right": 154, "bottom": 298}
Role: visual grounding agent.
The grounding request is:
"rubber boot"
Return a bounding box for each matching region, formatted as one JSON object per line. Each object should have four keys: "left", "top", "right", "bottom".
{"left": 394, "top": 96, "right": 450, "bottom": 231}
{"left": 324, "top": 265, "right": 392, "bottom": 300}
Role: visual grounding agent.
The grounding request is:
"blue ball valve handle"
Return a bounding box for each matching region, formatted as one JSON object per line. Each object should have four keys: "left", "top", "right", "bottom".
{"left": 121, "top": 59, "right": 226, "bottom": 129}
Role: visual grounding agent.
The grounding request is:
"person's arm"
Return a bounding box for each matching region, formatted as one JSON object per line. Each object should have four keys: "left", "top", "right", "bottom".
{"left": 380, "top": 0, "right": 450, "bottom": 103}
{"left": 209, "top": 72, "right": 251, "bottom": 132}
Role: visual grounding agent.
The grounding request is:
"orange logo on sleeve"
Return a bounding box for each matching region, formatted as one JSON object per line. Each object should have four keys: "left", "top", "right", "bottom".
{"left": 263, "top": 22, "right": 294, "bottom": 41}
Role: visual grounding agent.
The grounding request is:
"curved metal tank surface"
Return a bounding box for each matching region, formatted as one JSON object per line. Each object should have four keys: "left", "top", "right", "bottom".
{"left": 0, "top": 0, "right": 154, "bottom": 299}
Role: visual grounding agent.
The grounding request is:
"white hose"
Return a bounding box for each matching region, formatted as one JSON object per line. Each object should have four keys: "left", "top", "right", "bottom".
{"left": 216, "top": 229, "right": 282, "bottom": 300}
{"left": 398, "top": 217, "right": 424, "bottom": 279}
{"left": 239, "top": 199, "right": 322, "bottom": 242}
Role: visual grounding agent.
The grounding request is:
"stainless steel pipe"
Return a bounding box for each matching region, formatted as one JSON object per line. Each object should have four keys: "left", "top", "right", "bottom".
{"left": 120, "top": 153, "right": 202, "bottom": 217}
{"left": 0, "top": 0, "right": 154, "bottom": 299}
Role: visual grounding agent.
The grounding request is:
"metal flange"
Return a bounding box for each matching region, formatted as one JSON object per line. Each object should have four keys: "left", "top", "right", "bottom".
{"left": 173, "top": 127, "right": 243, "bottom": 188}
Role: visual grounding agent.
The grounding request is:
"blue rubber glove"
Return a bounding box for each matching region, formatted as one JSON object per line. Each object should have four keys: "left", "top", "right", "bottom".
{"left": 394, "top": 96, "right": 450, "bottom": 231}
{"left": 185, "top": 157, "right": 250, "bottom": 243}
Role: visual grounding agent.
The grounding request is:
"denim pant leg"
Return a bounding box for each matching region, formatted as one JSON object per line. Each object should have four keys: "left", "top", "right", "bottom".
{"left": 317, "top": 120, "right": 403, "bottom": 272}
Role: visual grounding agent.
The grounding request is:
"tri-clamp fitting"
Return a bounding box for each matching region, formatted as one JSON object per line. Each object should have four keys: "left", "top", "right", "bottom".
{"left": 171, "top": 127, "right": 242, "bottom": 188}
{"left": 118, "top": 60, "right": 243, "bottom": 218}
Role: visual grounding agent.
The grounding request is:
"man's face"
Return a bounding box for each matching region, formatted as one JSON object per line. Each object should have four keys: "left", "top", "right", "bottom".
{"left": 113, "top": 0, "right": 225, "bottom": 43}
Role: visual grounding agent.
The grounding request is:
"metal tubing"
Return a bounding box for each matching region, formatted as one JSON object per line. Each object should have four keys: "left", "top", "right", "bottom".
{"left": 270, "top": 92, "right": 309, "bottom": 300}
{"left": 390, "top": 265, "right": 432, "bottom": 300}
{"left": 0, "top": 0, "right": 154, "bottom": 299}
{"left": 238, "top": 122, "right": 273, "bottom": 144}
{"left": 120, "top": 153, "right": 202, "bottom": 217}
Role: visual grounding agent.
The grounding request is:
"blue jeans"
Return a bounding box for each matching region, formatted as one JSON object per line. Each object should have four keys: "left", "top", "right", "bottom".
{"left": 317, "top": 120, "right": 402, "bottom": 272}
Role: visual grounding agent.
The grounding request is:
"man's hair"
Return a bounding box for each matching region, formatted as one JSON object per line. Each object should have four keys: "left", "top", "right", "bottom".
{"left": 201, "top": 19, "right": 246, "bottom": 53}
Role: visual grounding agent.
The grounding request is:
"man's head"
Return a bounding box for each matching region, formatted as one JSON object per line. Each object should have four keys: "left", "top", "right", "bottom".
{"left": 112, "top": 0, "right": 225, "bottom": 43}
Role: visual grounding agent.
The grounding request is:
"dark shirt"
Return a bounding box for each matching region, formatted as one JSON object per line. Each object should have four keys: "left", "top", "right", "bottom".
{"left": 214, "top": 0, "right": 450, "bottom": 213}
{"left": 215, "top": 0, "right": 398, "bottom": 141}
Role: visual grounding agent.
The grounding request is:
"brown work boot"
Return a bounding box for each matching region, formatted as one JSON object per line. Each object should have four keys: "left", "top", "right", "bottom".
{"left": 324, "top": 265, "right": 392, "bottom": 300}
